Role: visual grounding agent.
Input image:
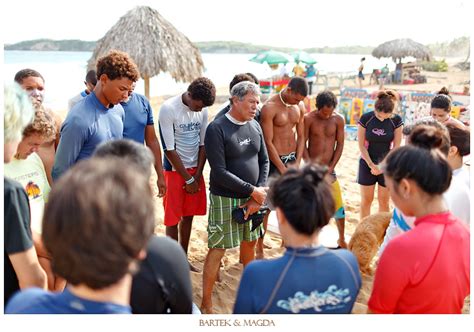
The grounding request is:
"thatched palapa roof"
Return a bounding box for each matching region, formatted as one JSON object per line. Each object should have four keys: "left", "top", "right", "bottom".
{"left": 87, "top": 6, "right": 204, "bottom": 98}
{"left": 372, "top": 38, "right": 432, "bottom": 63}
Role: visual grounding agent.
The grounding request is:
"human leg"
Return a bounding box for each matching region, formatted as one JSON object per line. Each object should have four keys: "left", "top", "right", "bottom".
{"left": 179, "top": 215, "right": 200, "bottom": 272}
{"left": 360, "top": 184, "right": 375, "bottom": 220}
{"left": 201, "top": 248, "right": 225, "bottom": 314}
{"left": 255, "top": 213, "right": 269, "bottom": 259}
{"left": 240, "top": 240, "right": 257, "bottom": 266}
{"left": 165, "top": 225, "right": 179, "bottom": 242}
{"left": 377, "top": 184, "right": 390, "bottom": 213}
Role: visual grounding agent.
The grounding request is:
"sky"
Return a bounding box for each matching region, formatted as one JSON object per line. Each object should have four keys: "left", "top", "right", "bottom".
{"left": 1, "top": 0, "right": 472, "bottom": 48}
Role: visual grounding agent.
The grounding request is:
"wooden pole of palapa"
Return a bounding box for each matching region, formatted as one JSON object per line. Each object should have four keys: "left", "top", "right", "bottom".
{"left": 144, "top": 76, "right": 150, "bottom": 100}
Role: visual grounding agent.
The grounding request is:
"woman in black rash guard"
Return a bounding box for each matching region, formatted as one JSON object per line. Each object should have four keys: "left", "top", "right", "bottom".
{"left": 357, "top": 90, "right": 403, "bottom": 220}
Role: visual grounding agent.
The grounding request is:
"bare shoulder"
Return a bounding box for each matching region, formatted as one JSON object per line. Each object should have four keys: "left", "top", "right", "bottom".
{"left": 333, "top": 111, "right": 345, "bottom": 124}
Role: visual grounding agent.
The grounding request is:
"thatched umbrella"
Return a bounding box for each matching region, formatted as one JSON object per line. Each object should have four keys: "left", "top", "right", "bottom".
{"left": 372, "top": 38, "right": 432, "bottom": 63}
{"left": 87, "top": 6, "right": 204, "bottom": 99}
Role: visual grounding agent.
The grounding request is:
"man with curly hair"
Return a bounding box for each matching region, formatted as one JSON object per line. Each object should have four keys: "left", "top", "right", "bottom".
{"left": 52, "top": 50, "right": 139, "bottom": 180}
{"left": 158, "top": 77, "right": 216, "bottom": 271}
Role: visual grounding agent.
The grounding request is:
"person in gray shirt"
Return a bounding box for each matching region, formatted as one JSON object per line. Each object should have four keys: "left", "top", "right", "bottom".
{"left": 200, "top": 81, "right": 269, "bottom": 314}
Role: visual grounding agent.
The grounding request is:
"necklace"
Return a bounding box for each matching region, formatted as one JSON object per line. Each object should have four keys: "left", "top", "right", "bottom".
{"left": 279, "top": 91, "right": 292, "bottom": 107}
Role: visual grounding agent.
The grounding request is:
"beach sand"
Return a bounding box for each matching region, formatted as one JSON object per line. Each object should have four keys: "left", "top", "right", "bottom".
{"left": 56, "top": 65, "right": 470, "bottom": 314}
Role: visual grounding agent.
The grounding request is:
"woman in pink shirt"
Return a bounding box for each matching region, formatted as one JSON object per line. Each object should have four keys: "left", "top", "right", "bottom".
{"left": 368, "top": 125, "right": 470, "bottom": 314}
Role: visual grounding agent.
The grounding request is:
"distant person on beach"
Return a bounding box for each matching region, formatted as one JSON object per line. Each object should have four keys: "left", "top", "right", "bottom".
{"left": 304, "top": 64, "right": 317, "bottom": 95}
{"left": 4, "top": 108, "right": 66, "bottom": 292}
{"left": 304, "top": 90, "right": 347, "bottom": 248}
{"left": 51, "top": 50, "right": 139, "bottom": 180}
{"left": 68, "top": 69, "right": 97, "bottom": 111}
{"left": 93, "top": 139, "right": 195, "bottom": 314}
{"left": 357, "top": 57, "right": 365, "bottom": 88}
{"left": 121, "top": 85, "right": 166, "bottom": 197}
{"left": 201, "top": 81, "right": 269, "bottom": 314}
{"left": 430, "top": 87, "right": 466, "bottom": 130}
{"left": 158, "top": 77, "right": 216, "bottom": 272}
{"left": 368, "top": 126, "right": 470, "bottom": 314}
{"left": 4, "top": 83, "right": 47, "bottom": 307}
{"left": 357, "top": 90, "right": 403, "bottom": 220}
{"left": 6, "top": 158, "right": 155, "bottom": 314}
{"left": 292, "top": 62, "right": 305, "bottom": 77}
{"left": 257, "top": 76, "right": 307, "bottom": 258}
{"left": 378, "top": 120, "right": 470, "bottom": 257}
{"left": 14, "top": 68, "right": 62, "bottom": 186}
{"left": 214, "top": 73, "right": 259, "bottom": 121}
{"left": 379, "top": 64, "right": 389, "bottom": 89}
{"left": 233, "top": 164, "right": 361, "bottom": 314}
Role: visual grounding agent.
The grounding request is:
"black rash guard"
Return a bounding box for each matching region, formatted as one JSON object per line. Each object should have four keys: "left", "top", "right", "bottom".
{"left": 205, "top": 114, "right": 269, "bottom": 198}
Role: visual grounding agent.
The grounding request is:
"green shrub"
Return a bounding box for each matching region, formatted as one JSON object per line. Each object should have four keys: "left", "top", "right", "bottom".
{"left": 421, "top": 59, "right": 449, "bottom": 72}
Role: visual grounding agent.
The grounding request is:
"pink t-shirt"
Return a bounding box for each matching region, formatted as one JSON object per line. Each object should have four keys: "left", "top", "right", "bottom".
{"left": 369, "top": 212, "right": 470, "bottom": 314}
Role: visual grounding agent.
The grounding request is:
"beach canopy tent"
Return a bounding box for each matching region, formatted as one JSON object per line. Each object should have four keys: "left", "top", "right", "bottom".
{"left": 249, "top": 50, "right": 293, "bottom": 65}
{"left": 291, "top": 51, "right": 317, "bottom": 65}
{"left": 372, "top": 38, "right": 432, "bottom": 63}
{"left": 87, "top": 6, "right": 204, "bottom": 99}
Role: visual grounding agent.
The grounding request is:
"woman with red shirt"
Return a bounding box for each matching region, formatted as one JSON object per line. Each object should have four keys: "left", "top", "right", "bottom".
{"left": 368, "top": 126, "right": 470, "bottom": 314}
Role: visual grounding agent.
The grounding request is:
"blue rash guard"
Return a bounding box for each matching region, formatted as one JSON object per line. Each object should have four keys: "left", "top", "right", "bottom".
{"left": 233, "top": 246, "right": 361, "bottom": 314}
{"left": 52, "top": 92, "right": 124, "bottom": 180}
{"left": 122, "top": 92, "right": 154, "bottom": 144}
{"left": 6, "top": 288, "right": 130, "bottom": 314}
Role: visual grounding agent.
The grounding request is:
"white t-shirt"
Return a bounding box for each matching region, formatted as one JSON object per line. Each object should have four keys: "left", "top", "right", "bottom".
{"left": 444, "top": 167, "right": 470, "bottom": 225}
{"left": 379, "top": 166, "right": 470, "bottom": 256}
{"left": 4, "top": 153, "right": 51, "bottom": 233}
{"left": 158, "top": 94, "right": 208, "bottom": 170}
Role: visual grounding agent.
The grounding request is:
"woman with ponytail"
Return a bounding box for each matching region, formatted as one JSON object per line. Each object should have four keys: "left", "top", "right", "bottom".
{"left": 357, "top": 90, "right": 403, "bottom": 219}
{"left": 368, "top": 126, "right": 470, "bottom": 314}
{"left": 431, "top": 87, "right": 466, "bottom": 129}
{"left": 233, "top": 164, "right": 361, "bottom": 314}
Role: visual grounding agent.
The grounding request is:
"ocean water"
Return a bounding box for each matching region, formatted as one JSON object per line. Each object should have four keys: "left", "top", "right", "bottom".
{"left": 4, "top": 51, "right": 395, "bottom": 111}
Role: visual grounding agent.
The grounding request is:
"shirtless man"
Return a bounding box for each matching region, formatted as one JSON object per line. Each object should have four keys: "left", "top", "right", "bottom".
{"left": 14, "top": 69, "right": 62, "bottom": 186}
{"left": 304, "top": 90, "right": 347, "bottom": 248}
{"left": 258, "top": 77, "right": 307, "bottom": 257}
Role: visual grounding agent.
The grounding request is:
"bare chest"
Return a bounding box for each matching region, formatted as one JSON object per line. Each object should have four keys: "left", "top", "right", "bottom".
{"left": 273, "top": 107, "right": 301, "bottom": 127}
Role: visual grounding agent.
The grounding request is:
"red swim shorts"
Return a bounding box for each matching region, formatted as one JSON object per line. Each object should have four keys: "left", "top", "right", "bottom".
{"left": 163, "top": 168, "right": 207, "bottom": 227}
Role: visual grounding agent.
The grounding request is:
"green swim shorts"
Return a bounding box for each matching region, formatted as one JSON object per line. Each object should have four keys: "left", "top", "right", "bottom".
{"left": 207, "top": 194, "right": 263, "bottom": 249}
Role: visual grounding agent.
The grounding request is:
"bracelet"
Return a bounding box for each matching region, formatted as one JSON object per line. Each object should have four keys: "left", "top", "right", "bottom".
{"left": 185, "top": 176, "right": 195, "bottom": 185}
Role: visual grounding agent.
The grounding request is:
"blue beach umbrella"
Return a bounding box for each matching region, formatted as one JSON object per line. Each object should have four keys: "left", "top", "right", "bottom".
{"left": 291, "top": 51, "right": 317, "bottom": 65}
{"left": 249, "top": 50, "right": 293, "bottom": 65}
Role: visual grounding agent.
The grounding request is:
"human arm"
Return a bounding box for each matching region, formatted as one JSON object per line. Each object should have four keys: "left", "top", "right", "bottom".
{"left": 9, "top": 249, "right": 47, "bottom": 291}
{"left": 5, "top": 185, "right": 47, "bottom": 291}
{"left": 144, "top": 124, "right": 166, "bottom": 197}
{"left": 357, "top": 124, "right": 380, "bottom": 175}
{"left": 303, "top": 113, "right": 311, "bottom": 162}
{"left": 295, "top": 104, "right": 306, "bottom": 166}
{"left": 393, "top": 124, "right": 403, "bottom": 149}
{"left": 260, "top": 105, "right": 287, "bottom": 174}
{"left": 194, "top": 109, "right": 208, "bottom": 181}
{"left": 328, "top": 115, "right": 346, "bottom": 174}
{"left": 51, "top": 117, "right": 86, "bottom": 181}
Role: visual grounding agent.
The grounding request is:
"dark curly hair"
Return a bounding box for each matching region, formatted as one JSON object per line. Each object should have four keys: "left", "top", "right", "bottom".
{"left": 96, "top": 50, "right": 140, "bottom": 82}
{"left": 229, "top": 73, "right": 255, "bottom": 93}
{"left": 316, "top": 90, "right": 338, "bottom": 109}
{"left": 188, "top": 77, "right": 216, "bottom": 107}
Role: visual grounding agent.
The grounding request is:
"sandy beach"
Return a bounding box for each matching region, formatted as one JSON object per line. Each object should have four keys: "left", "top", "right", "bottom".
{"left": 54, "top": 64, "right": 469, "bottom": 314}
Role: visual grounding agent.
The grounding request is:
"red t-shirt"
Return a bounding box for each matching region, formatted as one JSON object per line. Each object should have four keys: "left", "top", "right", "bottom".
{"left": 368, "top": 212, "right": 470, "bottom": 314}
